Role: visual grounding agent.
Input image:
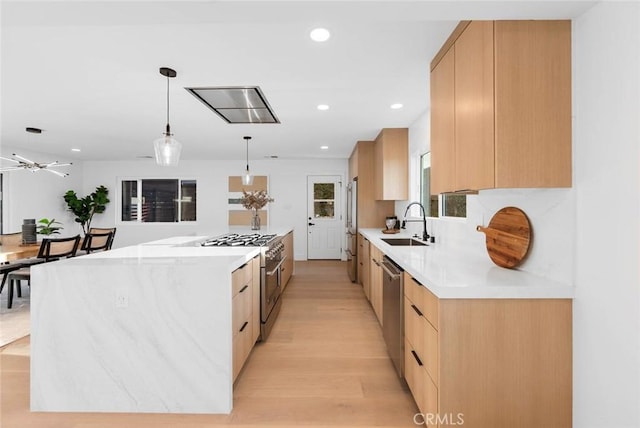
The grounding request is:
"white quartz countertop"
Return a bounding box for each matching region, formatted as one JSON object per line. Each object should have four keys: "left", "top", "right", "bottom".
{"left": 359, "top": 228, "right": 574, "bottom": 299}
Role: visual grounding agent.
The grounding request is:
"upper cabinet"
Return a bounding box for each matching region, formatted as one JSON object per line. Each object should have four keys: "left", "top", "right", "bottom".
{"left": 430, "top": 20, "right": 572, "bottom": 194}
{"left": 349, "top": 141, "right": 395, "bottom": 228}
{"left": 374, "top": 128, "right": 409, "bottom": 200}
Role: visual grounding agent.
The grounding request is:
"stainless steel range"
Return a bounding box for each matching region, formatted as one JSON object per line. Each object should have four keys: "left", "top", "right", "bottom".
{"left": 201, "top": 233, "right": 285, "bottom": 340}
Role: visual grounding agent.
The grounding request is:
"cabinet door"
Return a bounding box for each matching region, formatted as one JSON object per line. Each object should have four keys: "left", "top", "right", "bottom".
{"left": 454, "top": 20, "right": 495, "bottom": 191}
{"left": 361, "top": 236, "right": 370, "bottom": 298}
{"left": 430, "top": 47, "right": 456, "bottom": 195}
{"left": 493, "top": 20, "right": 572, "bottom": 188}
{"left": 281, "top": 232, "right": 294, "bottom": 288}
{"left": 369, "top": 245, "right": 384, "bottom": 326}
{"left": 374, "top": 129, "right": 409, "bottom": 201}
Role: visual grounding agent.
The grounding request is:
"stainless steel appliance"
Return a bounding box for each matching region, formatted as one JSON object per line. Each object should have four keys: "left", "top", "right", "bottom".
{"left": 201, "top": 233, "right": 286, "bottom": 340}
{"left": 346, "top": 179, "right": 357, "bottom": 282}
{"left": 381, "top": 255, "right": 404, "bottom": 378}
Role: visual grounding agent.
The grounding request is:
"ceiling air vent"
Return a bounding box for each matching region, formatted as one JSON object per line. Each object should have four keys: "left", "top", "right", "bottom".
{"left": 185, "top": 86, "right": 280, "bottom": 124}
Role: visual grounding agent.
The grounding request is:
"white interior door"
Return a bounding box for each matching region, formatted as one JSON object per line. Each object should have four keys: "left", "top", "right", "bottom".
{"left": 307, "top": 175, "right": 343, "bottom": 259}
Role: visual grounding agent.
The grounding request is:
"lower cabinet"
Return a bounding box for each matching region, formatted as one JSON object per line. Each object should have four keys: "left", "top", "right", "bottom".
{"left": 359, "top": 234, "right": 370, "bottom": 300}
{"left": 369, "top": 243, "right": 383, "bottom": 326}
{"left": 281, "top": 231, "right": 294, "bottom": 289}
{"left": 232, "top": 255, "right": 260, "bottom": 381}
{"left": 403, "top": 272, "right": 572, "bottom": 428}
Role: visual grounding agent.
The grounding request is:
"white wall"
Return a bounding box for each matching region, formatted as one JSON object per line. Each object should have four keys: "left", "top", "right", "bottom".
{"left": 573, "top": 2, "right": 640, "bottom": 426}
{"left": 82, "top": 158, "right": 347, "bottom": 260}
{"left": 1, "top": 145, "right": 83, "bottom": 235}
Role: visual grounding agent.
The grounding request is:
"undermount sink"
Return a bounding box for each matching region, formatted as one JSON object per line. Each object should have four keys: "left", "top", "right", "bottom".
{"left": 380, "top": 238, "right": 427, "bottom": 247}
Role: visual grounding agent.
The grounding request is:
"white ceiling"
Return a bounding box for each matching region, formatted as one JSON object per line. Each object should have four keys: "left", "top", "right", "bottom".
{"left": 0, "top": 1, "right": 596, "bottom": 162}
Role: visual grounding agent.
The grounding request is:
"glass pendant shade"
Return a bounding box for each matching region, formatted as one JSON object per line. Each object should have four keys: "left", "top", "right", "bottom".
{"left": 242, "top": 167, "right": 254, "bottom": 185}
{"left": 153, "top": 134, "right": 182, "bottom": 166}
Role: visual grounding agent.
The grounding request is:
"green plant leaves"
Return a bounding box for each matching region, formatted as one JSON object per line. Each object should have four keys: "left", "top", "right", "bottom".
{"left": 63, "top": 185, "right": 110, "bottom": 234}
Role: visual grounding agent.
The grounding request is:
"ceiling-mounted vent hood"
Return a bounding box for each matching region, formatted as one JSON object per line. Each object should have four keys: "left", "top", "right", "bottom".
{"left": 185, "top": 86, "right": 280, "bottom": 124}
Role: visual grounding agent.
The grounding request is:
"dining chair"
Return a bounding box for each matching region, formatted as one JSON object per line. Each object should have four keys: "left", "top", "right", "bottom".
{"left": 88, "top": 227, "right": 117, "bottom": 249}
{"left": 5, "top": 235, "right": 81, "bottom": 309}
{"left": 78, "top": 231, "right": 113, "bottom": 255}
{"left": 0, "top": 232, "right": 23, "bottom": 246}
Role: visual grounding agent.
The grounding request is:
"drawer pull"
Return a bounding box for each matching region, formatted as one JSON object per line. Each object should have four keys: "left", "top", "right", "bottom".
{"left": 239, "top": 285, "right": 249, "bottom": 293}
{"left": 411, "top": 304, "right": 423, "bottom": 317}
{"left": 239, "top": 321, "right": 248, "bottom": 332}
{"left": 412, "top": 277, "right": 423, "bottom": 286}
{"left": 411, "top": 350, "right": 424, "bottom": 367}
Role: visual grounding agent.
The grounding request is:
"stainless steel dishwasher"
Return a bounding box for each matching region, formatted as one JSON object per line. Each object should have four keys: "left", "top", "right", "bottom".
{"left": 381, "top": 255, "right": 404, "bottom": 378}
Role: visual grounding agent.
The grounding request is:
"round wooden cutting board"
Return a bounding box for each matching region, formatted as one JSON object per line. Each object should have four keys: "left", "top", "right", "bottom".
{"left": 476, "top": 207, "right": 531, "bottom": 268}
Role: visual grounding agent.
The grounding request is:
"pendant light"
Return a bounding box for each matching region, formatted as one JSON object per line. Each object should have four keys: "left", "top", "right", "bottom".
{"left": 153, "top": 67, "right": 182, "bottom": 166}
{"left": 242, "top": 136, "right": 254, "bottom": 185}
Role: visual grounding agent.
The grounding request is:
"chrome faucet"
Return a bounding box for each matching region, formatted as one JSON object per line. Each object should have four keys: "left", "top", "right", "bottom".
{"left": 401, "top": 202, "right": 429, "bottom": 242}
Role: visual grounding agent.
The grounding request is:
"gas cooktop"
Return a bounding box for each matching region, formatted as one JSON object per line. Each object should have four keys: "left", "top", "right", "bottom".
{"left": 201, "top": 233, "right": 277, "bottom": 247}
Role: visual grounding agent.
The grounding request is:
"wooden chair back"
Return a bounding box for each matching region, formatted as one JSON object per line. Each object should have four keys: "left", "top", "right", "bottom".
{"left": 88, "top": 227, "right": 117, "bottom": 249}
{"left": 36, "top": 235, "right": 81, "bottom": 261}
{"left": 81, "top": 232, "right": 113, "bottom": 253}
{"left": 0, "top": 232, "right": 23, "bottom": 247}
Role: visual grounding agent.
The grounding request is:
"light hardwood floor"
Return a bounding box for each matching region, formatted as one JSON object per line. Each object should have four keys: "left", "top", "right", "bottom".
{"left": 0, "top": 260, "right": 419, "bottom": 427}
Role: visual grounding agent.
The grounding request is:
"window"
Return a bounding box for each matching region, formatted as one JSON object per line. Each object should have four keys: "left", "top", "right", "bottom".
{"left": 420, "top": 153, "right": 439, "bottom": 217}
{"left": 419, "top": 152, "right": 466, "bottom": 218}
{"left": 121, "top": 179, "right": 196, "bottom": 223}
{"left": 313, "top": 182, "right": 335, "bottom": 218}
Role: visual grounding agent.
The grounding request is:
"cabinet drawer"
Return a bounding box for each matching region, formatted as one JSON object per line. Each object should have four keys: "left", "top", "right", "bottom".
{"left": 404, "top": 296, "right": 424, "bottom": 353}
{"left": 405, "top": 338, "right": 438, "bottom": 426}
{"left": 404, "top": 272, "right": 439, "bottom": 330}
{"left": 232, "top": 262, "right": 252, "bottom": 296}
{"left": 232, "top": 284, "right": 252, "bottom": 336}
{"left": 421, "top": 315, "right": 439, "bottom": 386}
{"left": 233, "top": 312, "right": 253, "bottom": 381}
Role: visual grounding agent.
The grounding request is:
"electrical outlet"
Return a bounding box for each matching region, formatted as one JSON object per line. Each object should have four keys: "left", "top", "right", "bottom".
{"left": 115, "top": 289, "right": 129, "bottom": 308}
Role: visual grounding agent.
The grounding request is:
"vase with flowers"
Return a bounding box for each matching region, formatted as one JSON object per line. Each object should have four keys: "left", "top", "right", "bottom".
{"left": 240, "top": 190, "right": 274, "bottom": 230}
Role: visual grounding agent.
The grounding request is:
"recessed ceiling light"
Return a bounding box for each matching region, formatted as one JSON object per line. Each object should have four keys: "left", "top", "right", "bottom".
{"left": 310, "top": 28, "right": 330, "bottom": 42}
{"left": 390, "top": 103, "right": 404, "bottom": 110}
{"left": 71, "top": 148, "right": 81, "bottom": 152}
{"left": 317, "top": 104, "right": 330, "bottom": 111}
{"left": 320, "top": 146, "right": 329, "bottom": 150}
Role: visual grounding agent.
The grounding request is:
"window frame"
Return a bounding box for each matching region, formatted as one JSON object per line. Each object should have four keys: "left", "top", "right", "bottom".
{"left": 117, "top": 177, "right": 198, "bottom": 225}
{"left": 418, "top": 152, "right": 467, "bottom": 221}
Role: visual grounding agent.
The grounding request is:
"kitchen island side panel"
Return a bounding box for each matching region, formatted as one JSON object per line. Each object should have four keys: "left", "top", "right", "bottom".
{"left": 30, "top": 257, "right": 235, "bottom": 414}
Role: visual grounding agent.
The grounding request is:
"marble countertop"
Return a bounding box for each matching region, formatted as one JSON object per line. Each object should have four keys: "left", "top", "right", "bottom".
{"left": 75, "top": 226, "right": 294, "bottom": 271}
{"left": 360, "top": 228, "right": 574, "bottom": 299}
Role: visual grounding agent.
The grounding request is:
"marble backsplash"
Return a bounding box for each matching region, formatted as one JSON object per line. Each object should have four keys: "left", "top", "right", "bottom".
{"left": 397, "top": 188, "right": 576, "bottom": 285}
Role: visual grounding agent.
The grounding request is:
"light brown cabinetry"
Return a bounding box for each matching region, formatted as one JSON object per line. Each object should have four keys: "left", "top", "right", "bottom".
{"left": 232, "top": 256, "right": 259, "bottom": 381}
{"left": 374, "top": 128, "right": 409, "bottom": 200}
{"left": 369, "top": 243, "right": 384, "bottom": 325}
{"left": 403, "top": 272, "right": 572, "bottom": 428}
{"left": 359, "top": 234, "right": 370, "bottom": 300}
{"left": 281, "top": 231, "right": 294, "bottom": 289}
{"left": 348, "top": 141, "right": 395, "bottom": 229}
{"left": 430, "top": 20, "right": 572, "bottom": 194}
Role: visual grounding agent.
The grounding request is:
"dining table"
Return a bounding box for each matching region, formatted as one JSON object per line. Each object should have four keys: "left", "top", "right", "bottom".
{"left": 0, "top": 242, "right": 41, "bottom": 263}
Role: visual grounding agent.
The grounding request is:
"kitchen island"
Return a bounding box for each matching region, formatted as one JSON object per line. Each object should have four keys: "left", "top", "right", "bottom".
{"left": 30, "top": 230, "right": 291, "bottom": 415}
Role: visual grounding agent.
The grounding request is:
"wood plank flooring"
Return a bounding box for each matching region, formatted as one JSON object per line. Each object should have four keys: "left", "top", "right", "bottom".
{"left": 0, "top": 260, "right": 419, "bottom": 427}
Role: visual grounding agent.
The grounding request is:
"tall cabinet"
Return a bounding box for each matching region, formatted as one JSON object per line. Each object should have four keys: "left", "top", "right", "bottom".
{"left": 430, "top": 20, "right": 572, "bottom": 194}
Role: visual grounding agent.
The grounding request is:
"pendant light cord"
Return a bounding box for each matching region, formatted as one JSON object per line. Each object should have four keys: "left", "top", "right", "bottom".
{"left": 165, "top": 76, "right": 171, "bottom": 135}
{"left": 246, "top": 138, "right": 250, "bottom": 171}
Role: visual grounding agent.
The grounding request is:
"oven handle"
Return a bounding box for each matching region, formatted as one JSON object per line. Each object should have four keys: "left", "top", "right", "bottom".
{"left": 266, "top": 256, "right": 287, "bottom": 276}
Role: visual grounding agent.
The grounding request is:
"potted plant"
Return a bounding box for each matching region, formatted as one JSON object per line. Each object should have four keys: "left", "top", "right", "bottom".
{"left": 63, "top": 185, "right": 110, "bottom": 235}
{"left": 37, "top": 218, "right": 63, "bottom": 235}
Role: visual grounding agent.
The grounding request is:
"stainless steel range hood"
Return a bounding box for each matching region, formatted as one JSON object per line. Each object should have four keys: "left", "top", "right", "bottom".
{"left": 185, "top": 86, "right": 280, "bottom": 124}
